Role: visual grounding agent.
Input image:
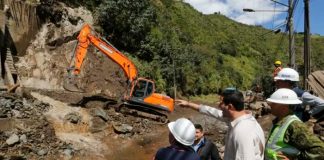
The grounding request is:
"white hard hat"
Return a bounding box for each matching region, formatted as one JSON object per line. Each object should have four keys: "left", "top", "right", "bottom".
{"left": 267, "top": 88, "right": 302, "bottom": 105}
{"left": 274, "top": 68, "right": 299, "bottom": 82}
{"left": 168, "top": 118, "right": 195, "bottom": 146}
{"left": 246, "top": 90, "right": 253, "bottom": 96}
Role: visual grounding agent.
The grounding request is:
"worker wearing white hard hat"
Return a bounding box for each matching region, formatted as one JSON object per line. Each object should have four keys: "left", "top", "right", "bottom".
{"left": 274, "top": 68, "right": 324, "bottom": 122}
{"left": 274, "top": 68, "right": 299, "bottom": 82}
{"left": 154, "top": 118, "right": 200, "bottom": 160}
{"left": 265, "top": 88, "right": 324, "bottom": 160}
{"left": 168, "top": 118, "right": 196, "bottom": 146}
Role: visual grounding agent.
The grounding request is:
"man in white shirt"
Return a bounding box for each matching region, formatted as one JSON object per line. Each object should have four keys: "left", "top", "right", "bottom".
{"left": 176, "top": 89, "right": 265, "bottom": 160}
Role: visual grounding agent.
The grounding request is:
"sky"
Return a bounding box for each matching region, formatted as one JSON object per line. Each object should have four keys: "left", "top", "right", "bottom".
{"left": 184, "top": 0, "right": 324, "bottom": 35}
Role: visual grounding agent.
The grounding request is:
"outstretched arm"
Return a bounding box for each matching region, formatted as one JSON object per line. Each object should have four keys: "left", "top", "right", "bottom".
{"left": 176, "top": 99, "right": 223, "bottom": 118}
{"left": 176, "top": 99, "right": 201, "bottom": 110}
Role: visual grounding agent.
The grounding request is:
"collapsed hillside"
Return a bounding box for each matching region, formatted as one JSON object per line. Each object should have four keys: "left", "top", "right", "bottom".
{"left": 15, "top": 3, "right": 127, "bottom": 97}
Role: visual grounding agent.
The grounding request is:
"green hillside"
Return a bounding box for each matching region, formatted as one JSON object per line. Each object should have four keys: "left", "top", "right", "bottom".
{"left": 60, "top": 0, "right": 324, "bottom": 96}
{"left": 149, "top": 1, "right": 287, "bottom": 94}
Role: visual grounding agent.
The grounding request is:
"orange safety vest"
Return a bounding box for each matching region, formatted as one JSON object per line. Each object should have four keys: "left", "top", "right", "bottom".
{"left": 273, "top": 66, "right": 282, "bottom": 78}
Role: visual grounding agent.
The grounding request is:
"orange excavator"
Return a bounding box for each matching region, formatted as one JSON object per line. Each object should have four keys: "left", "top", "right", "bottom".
{"left": 63, "top": 24, "right": 174, "bottom": 122}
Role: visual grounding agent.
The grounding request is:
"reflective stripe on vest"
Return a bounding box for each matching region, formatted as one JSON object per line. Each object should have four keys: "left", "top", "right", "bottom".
{"left": 266, "top": 115, "right": 301, "bottom": 160}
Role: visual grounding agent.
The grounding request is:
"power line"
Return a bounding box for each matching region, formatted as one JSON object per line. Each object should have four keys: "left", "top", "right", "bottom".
{"left": 285, "top": 0, "right": 299, "bottom": 32}
{"left": 272, "top": 2, "right": 277, "bottom": 29}
{"left": 294, "top": 0, "right": 304, "bottom": 32}
{"left": 270, "top": 0, "right": 289, "bottom": 7}
{"left": 274, "top": 27, "right": 288, "bottom": 54}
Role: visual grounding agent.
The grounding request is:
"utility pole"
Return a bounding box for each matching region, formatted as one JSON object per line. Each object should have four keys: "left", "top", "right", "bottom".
{"left": 304, "top": 0, "right": 310, "bottom": 89}
{"left": 288, "top": 0, "right": 295, "bottom": 69}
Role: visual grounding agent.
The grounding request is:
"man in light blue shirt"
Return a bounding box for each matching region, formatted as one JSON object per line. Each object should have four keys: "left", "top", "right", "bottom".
{"left": 192, "top": 124, "right": 220, "bottom": 160}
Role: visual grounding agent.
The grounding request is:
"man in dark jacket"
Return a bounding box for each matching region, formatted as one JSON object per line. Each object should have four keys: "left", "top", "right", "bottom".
{"left": 192, "top": 124, "right": 220, "bottom": 160}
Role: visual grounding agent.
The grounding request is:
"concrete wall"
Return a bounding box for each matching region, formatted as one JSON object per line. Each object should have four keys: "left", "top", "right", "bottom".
{"left": 0, "top": 0, "right": 41, "bottom": 56}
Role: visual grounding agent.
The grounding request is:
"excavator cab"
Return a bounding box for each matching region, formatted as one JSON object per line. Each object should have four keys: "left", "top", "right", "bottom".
{"left": 128, "top": 78, "right": 174, "bottom": 113}
{"left": 131, "top": 79, "right": 153, "bottom": 98}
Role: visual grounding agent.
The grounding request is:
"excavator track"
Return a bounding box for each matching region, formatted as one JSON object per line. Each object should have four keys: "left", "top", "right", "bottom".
{"left": 116, "top": 101, "right": 169, "bottom": 124}
{"left": 71, "top": 95, "right": 169, "bottom": 123}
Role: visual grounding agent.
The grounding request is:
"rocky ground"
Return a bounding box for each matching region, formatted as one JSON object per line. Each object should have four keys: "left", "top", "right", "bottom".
{"left": 0, "top": 93, "right": 71, "bottom": 159}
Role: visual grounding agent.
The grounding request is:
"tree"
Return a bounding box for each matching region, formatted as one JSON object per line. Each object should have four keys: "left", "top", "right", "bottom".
{"left": 97, "top": 0, "right": 156, "bottom": 53}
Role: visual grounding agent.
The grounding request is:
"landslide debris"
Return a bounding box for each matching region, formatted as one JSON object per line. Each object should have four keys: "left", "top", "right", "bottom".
{"left": 0, "top": 93, "right": 72, "bottom": 159}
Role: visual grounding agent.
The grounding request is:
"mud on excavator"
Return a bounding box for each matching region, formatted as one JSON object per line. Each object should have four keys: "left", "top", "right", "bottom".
{"left": 63, "top": 24, "right": 174, "bottom": 122}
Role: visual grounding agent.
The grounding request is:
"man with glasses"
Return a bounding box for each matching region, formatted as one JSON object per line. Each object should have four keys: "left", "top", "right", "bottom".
{"left": 176, "top": 88, "right": 265, "bottom": 160}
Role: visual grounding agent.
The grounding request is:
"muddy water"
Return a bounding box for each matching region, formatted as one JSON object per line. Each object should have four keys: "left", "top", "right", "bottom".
{"left": 30, "top": 92, "right": 109, "bottom": 157}
{"left": 102, "top": 127, "right": 169, "bottom": 160}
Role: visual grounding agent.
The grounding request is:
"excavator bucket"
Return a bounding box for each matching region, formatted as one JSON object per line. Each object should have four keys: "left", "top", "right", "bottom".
{"left": 63, "top": 75, "right": 84, "bottom": 93}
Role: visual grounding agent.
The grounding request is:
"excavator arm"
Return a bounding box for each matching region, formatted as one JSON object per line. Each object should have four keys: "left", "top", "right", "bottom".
{"left": 70, "top": 24, "right": 137, "bottom": 82}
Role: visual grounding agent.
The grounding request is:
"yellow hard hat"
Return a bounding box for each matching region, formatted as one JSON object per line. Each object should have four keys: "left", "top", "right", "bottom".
{"left": 274, "top": 60, "right": 282, "bottom": 65}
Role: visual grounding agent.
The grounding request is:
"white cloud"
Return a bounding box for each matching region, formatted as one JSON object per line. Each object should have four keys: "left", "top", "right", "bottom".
{"left": 183, "top": 0, "right": 230, "bottom": 15}
{"left": 183, "top": 0, "right": 286, "bottom": 25}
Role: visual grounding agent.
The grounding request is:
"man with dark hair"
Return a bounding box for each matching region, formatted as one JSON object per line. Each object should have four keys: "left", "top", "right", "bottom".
{"left": 176, "top": 89, "right": 265, "bottom": 160}
{"left": 223, "top": 91, "right": 245, "bottom": 111}
{"left": 192, "top": 124, "right": 220, "bottom": 160}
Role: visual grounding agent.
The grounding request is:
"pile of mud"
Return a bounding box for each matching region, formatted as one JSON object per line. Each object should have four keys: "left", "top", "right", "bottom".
{"left": 0, "top": 93, "right": 72, "bottom": 159}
